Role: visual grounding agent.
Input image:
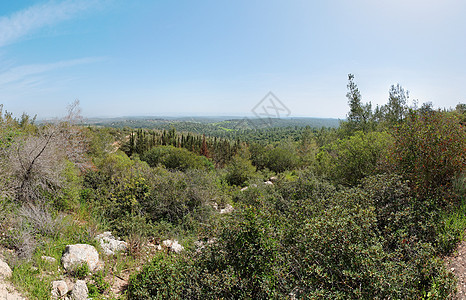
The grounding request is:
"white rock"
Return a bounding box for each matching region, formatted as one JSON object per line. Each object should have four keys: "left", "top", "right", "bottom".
{"left": 95, "top": 231, "right": 127, "bottom": 256}
{"left": 0, "top": 258, "right": 12, "bottom": 279}
{"left": 61, "top": 244, "right": 102, "bottom": 272}
{"left": 161, "top": 239, "right": 184, "bottom": 253}
{"left": 269, "top": 176, "right": 278, "bottom": 182}
{"left": 240, "top": 186, "right": 248, "bottom": 191}
{"left": 219, "top": 204, "right": 234, "bottom": 214}
{"left": 70, "top": 280, "right": 88, "bottom": 300}
{"left": 264, "top": 180, "right": 273, "bottom": 185}
{"left": 42, "top": 256, "right": 57, "bottom": 263}
{"left": 51, "top": 280, "right": 68, "bottom": 299}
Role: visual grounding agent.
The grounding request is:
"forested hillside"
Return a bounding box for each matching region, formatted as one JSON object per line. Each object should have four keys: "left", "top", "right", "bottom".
{"left": 0, "top": 78, "right": 465, "bottom": 299}
{"left": 84, "top": 116, "right": 340, "bottom": 138}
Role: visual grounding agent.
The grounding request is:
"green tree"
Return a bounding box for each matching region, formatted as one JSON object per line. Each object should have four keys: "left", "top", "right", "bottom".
{"left": 384, "top": 84, "right": 409, "bottom": 126}
{"left": 342, "top": 74, "right": 373, "bottom": 134}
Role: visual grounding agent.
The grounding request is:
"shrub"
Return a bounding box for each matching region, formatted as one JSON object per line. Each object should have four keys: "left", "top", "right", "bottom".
{"left": 225, "top": 155, "right": 256, "bottom": 186}
{"left": 265, "top": 145, "right": 299, "bottom": 173}
{"left": 127, "top": 253, "right": 200, "bottom": 299}
{"left": 386, "top": 110, "right": 466, "bottom": 202}
{"left": 141, "top": 169, "right": 226, "bottom": 228}
{"left": 318, "top": 131, "right": 392, "bottom": 186}
{"left": 140, "top": 146, "right": 212, "bottom": 171}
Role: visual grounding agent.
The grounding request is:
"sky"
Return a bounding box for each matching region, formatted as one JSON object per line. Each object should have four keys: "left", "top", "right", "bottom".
{"left": 0, "top": 0, "right": 465, "bottom": 119}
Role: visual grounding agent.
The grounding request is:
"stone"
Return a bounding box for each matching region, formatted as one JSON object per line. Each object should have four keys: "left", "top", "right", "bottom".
{"left": 51, "top": 280, "right": 68, "bottom": 299}
{"left": 61, "top": 244, "right": 102, "bottom": 272}
{"left": 95, "top": 231, "right": 127, "bottom": 256}
{"left": 264, "top": 180, "right": 273, "bottom": 185}
{"left": 0, "top": 258, "right": 12, "bottom": 279}
{"left": 70, "top": 280, "right": 88, "bottom": 300}
{"left": 42, "top": 256, "right": 57, "bottom": 263}
{"left": 240, "top": 186, "right": 248, "bottom": 191}
{"left": 161, "top": 239, "right": 184, "bottom": 253}
{"left": 219, "top": 204, "right": 234, "bottom": 214}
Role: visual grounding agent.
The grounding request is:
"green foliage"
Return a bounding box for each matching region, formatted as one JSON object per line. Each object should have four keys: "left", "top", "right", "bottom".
{"left": 51, "top": 160, "right": 82, "bottom": 211}
{"left": 88, "top": 270, "right": 110, "bottom": 296}
{"left": 436, "top": 195, "right": 466, "bottom": 255}
{"left": 127, "top": 253, "right": 198, "bottom": 299}
{"left": 71, "top": 262, "right": 90, "bottom": 279}
{"left": 265, "top": 144, "right": 300, "bottom": 173}
{"left": 225, "top": 155, "right": 257, "bottom": 186}
{"left": 341, "top": 74, "right": 375, "bottom": 135}
{"left": 141, "top": 145, "right": 212, "bottom": 171}
{"left": 11, "top": 261, "right": 50, "bottom": 300}
{"left": 129, "top": 172, "right": 455, "bottom": 299}
{"left": 386, "top": 110, "right": 466, "bottom": 202}
{"left": 318, "top": 131, "right": 393, "bottom": 186}
{"left": 142, "top": 169, "right": 226, "bottom": 230}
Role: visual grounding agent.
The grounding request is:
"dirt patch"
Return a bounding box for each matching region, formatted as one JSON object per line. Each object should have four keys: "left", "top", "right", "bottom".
{"left": 446, "top": 240, "right": 466, "bottom": 299}
{"left": 0, "top": 280, "right": 26, "bottom": 300}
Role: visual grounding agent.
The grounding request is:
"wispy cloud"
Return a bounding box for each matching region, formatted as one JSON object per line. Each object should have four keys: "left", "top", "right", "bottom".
{"left": 0, "top": 0, "right": 99, "bottom": 47}
{"left": 0, "top": 57, "right": 104, "bottom": 86}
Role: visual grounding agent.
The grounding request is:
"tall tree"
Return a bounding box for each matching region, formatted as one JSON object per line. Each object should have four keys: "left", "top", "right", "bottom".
{"left": 344, "top": 74, "right": 373, "bottom": 134}
{"left": 385, "top": 84, "right": 408, "bottom": 126}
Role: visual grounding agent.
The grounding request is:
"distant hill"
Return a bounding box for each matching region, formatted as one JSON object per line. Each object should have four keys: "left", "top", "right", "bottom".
{"left": 85, "top": 116, "right": 340, "bottom": 134}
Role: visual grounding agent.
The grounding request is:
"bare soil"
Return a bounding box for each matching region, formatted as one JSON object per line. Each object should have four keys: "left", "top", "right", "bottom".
{"left": 446, "top": 240, "right": 466, "bottom": 299}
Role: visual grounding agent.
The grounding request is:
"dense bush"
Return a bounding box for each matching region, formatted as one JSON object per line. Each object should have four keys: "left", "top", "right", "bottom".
{"left": 141, "top": 169, "right": 228, "bottom": 228}
{"left": 386, "top": 110, "right": 466, "bottom": 202}
{"left": 265, "top": 144, "right": 300, "bottom": 173}
{"left": 317, "top": 131, "right": 392, "bottom": 186}
{"left": 225, "top": 155, "right": 257, "bottom": 186}
{"left": 128, "top": 173, "right": 455, "bottom": 299}
{"left": 140, "top": 145, "right": 212, "bottom": 171}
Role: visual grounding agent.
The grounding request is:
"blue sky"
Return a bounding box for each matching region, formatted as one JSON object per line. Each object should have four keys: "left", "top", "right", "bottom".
{"left": 0, "top": 0, "right": 465, "bottom": 119}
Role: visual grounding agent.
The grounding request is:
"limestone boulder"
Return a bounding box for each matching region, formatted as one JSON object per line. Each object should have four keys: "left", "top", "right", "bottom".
{"left": 61, "top": 244, "right": 101, "bottom": 272}
{"left": 0, "top": 258, "right": 12, "bottom": 279}
{"left": 70, "top": 280, "right": 88, "bottom": 300}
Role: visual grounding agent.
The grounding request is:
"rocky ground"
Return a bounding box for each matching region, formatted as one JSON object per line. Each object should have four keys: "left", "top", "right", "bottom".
{"left": 0, "top": 257, "right": 25, "bottom": 300}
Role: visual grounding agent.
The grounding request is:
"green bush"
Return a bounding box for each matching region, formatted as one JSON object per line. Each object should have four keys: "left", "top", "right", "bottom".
{"left": 386, "top": 110, "right": 466, "bottom": 202}
{"left": 265, "top": 145, "right": 299, "bottom": 173}
{"left": 225, "top": 155, "right": 257, "bottom": 186}
{"left": 141, "top": 145, "right": 212, "bottom": 171}
{"left": 141, "top": 169, "right": 226, "bottom": 228}
{"left": 127, "top": 253, "right": 200, "bottom": 299}
{"left": 317, "top": 131, "right": 392, "bottom": 186}
{"left": 128, "top": 174, "right": 455, "bottom": 299}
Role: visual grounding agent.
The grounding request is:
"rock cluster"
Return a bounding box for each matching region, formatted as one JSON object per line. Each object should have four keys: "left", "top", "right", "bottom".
{"left": 95, "top": 231, "right": 127, "bottom": 255}
{"left": 51, "top": 280, "right": 88, "bottom": 300}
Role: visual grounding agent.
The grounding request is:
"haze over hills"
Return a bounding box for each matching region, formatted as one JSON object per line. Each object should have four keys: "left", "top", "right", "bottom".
{"left": 84, "top": 116, "right": 340, "bottom": 132}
